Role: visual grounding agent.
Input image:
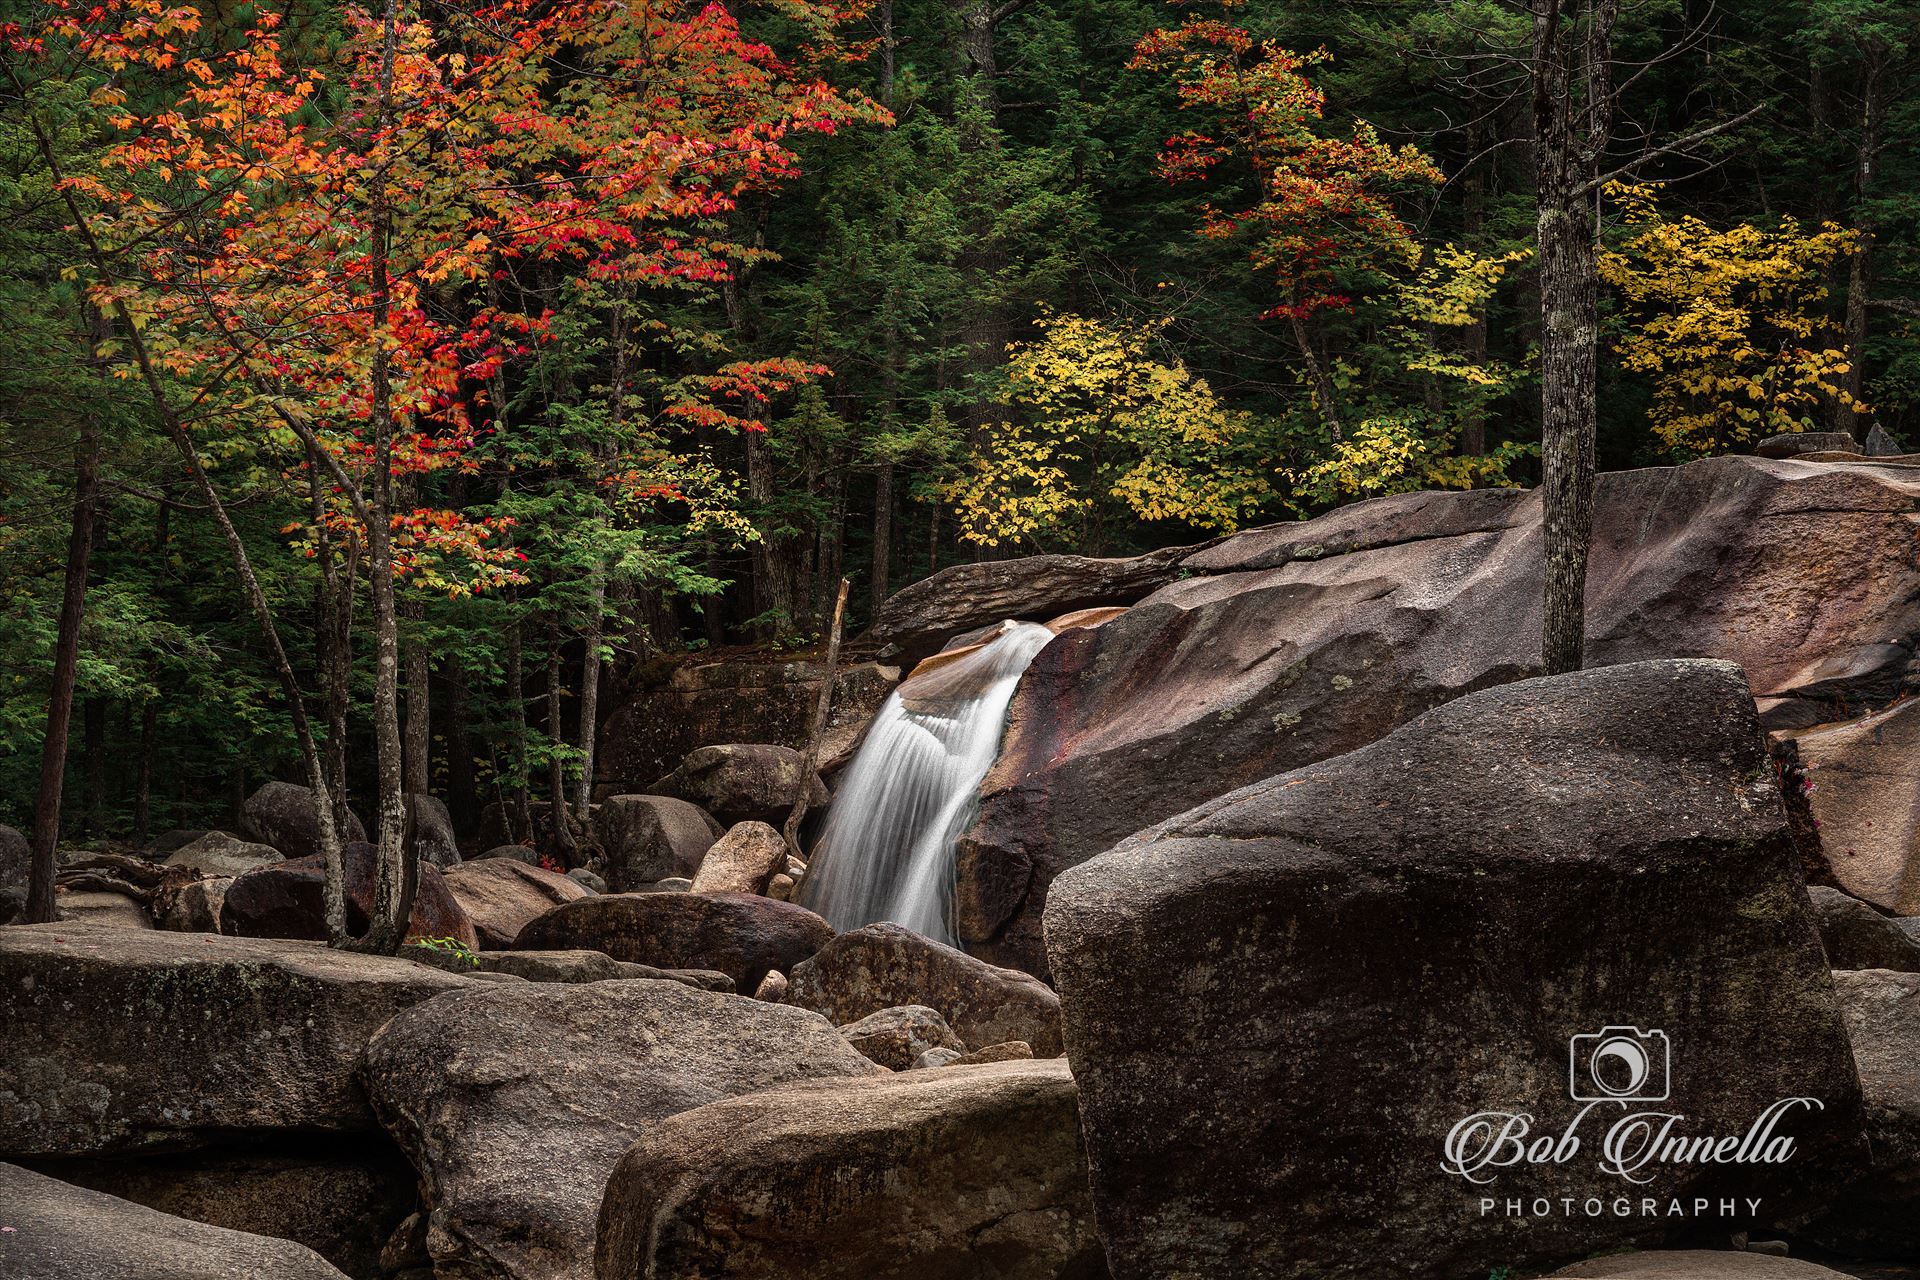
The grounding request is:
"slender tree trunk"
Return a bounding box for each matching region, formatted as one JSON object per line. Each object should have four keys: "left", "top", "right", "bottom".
{"left": 784, "top": 579, "right": 850, "bottom": 863}
{"left": 134, "top": 702, "right": 156, "bottom": 847}
{"left": 545, "top": 628, "right": 576, "bottom": 860}
{"left": 82, "top": 697, "right": 107, "bottom": 838}
{"left": 445, "top": 660, "right": 477, "bottom": 829}
{"left": 870, "top": 463, "right": 894, "bottom": 616}
{"left": 18, "top": 87, "right": 350, "bottom": 941}
{"left": 1834, "top": 63, "right": 1882, "bottom": 440}
{"left": 574, "top": 576, "right": 605, "bottom": 821}
{"left": 404, "top": 603, "right": 431, "bottom": 795}
{"left": 506, "top": 612, "right": 533, "bottom": 843}
{"left": 25, "top": 420, "right": 101, "bottom": 922}
{"left": 1287, "top": 312, "right": 1343, "bottom": 441}
{"left": 361, "top": 0, "right": 416, "bottom": 952}
{"left": 1537, "top": 203, "right": 1599, "bottom": 676}
{"left": 1530, "top": 0, "right": 1614, "bottom": 676}
{"left": 1461, "top": 139, "right": 1491, "bottom": 459}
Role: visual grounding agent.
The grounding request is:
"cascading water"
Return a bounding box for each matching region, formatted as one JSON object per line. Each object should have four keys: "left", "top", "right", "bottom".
{"left": 798, "top": 620, "right": 1055, "bottom": 943}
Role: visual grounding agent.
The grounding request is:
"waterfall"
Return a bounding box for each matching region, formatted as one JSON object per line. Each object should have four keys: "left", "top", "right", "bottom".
{"left": 799, "top": 620, "right": 1055, "bottom": 943}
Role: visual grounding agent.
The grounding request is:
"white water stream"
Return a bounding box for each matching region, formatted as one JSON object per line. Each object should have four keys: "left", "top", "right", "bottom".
{"left": 798, "top": 620, "right": 1054, "bottom": 943}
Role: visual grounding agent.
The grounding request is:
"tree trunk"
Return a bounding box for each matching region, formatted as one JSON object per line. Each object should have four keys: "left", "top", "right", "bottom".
{"left": 360, "top": 0, "right": 417, "bottom": 953}
{"left": 1287, "top": 312, "right": 1343, "bottom": 441}
{"left": 25, "top": 419, "right": 101, "bottom": 923}
{"left": 19, "top": 86, "right": 351, "bottom": 942}
{"left": 1530, "top": 0, "right": 1613, "bottom": 676}
{"left": 1834, "top": 63, "right": 1882, "bottom": 440}
{"left": 574, "top": 575, "right": 605, "bottom": 822}
{"left": 444, "top": 660, "right": 477, "bottom": 830}
{"left": 1537, "top": 202, "right": 1600, "bottom": 676}
{"left": 404, "top": 605, "right": 431, "bottom": 795}
{"left": 133, "top": 702, "right": 156, "bottom": 847}
{"left": 870, "top": 463, "right": 894, "bottom": 617}
{"left": 506, "top": 612, "right": 532, "bottom": 843}
{"left": 83, "top": 697, "right": 107, "bottom": 838}
{"left": 545, "top": 629, "right": 577, "bottom": 859}
{"left": 784, "top": 579, "right": 850, "bottom": 863}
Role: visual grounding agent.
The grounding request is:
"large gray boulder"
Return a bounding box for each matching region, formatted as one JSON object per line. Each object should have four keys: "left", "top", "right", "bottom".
{"left": 594, "top": 794, "right": 722, "bottom": 890}
{"left": 785, "top": 921, "right": 1062, "bottom": 1057}
{"left": 1044, "top": 659, "right": 1865, "bottom": 1280}
{"left": 241, "top": 781, "right": 365, "bottom": 858}
{"left": 27, "top": 1145, "right": 415, "bottom": 1278}
{"left": 648, "top": 744, "right": 829, "bottom": 829}
{"left": 687, "top": 820, "right": 787, "bottom": 895}
{"left": 441, "top": 857, "right": 589, "bottom": 950}
{"left": 362, "top": 978, "right": 882, "bottom": 1280}
{"left": 596, "top": 1059, "right": 1103, "bottom": 1280}
{"left": 406, "top": 793, "right": 461, "bottom": 868}
{"left": 0, "top": 820, "right": 29, "bottom": 888}
{"left": 1806, "top": 885, "right": 1920, "bottom": 972}
{"left": 514, "top": 891, "right": 832, "bottom": 994}
{"left": 1797, "top": 968, "right": 1920, "bottom": 1258}
{"left": 0, "top": 1161, "right": 350, "bottom": 1280}
{"left": 162, "top": 830, "right": 283, "bottom": 878}
{"left": 962, "top": 457, "right": 1920, "bottom": 975}
{"left": 0, "top": 925, "right": 480, "bottom": 1157}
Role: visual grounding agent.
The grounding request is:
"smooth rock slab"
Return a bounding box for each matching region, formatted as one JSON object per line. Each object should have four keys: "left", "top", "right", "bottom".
{"left": 967, "top": 456, "right": 1920, "bottom": 975}
{"left": 596, "top": 1059, "right": 1104, "bottom": 1280}
{"left": 461, "top": 947, "right": 732, "bottom": 991}
{"left": 441, "top": 857, "right": 589, "bottom": 950}
{"left": 1790, "top": 700, "right": 1920, "bottom": 915}
{"left": 514, "top": 891, "right": 832, "bottom": 994}
{"left": 786, "top": 922, "right": 1063, "bottom": 1057}
{"left": 0, "top": 1160, "right": 350, "bottom": 1280}
{"left": 362, "top": 978, "right": 882, "bottom": 1280}
{"left": 1045, "top": 659, "right": 1865, "bottom": 1280}
{"left": 0, "top": 924, "right": 480, "bottom": 1157}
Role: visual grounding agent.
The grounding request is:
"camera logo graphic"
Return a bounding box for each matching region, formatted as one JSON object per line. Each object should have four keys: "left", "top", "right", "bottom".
{"left": 1569, "top": 1026, "right": 1671, "bottom": 1103}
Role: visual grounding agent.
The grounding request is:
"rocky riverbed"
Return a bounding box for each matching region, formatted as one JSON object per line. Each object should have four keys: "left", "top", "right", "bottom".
{"left": 5, "top": 451, "right": 1920, "bottom": 1279}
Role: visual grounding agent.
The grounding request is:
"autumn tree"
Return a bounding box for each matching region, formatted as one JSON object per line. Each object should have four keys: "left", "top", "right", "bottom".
{"left": 943, "top": 312, "right": 1269, "bottom": 550}
{"left": 1129, "top": 16, "right": 1442, "bottom": 439}
{"left": 1599, "top": 185, "right": 1859, "bottom": 456}
{"left": 23, "top": 0, "right": 871, "bottom": 945}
